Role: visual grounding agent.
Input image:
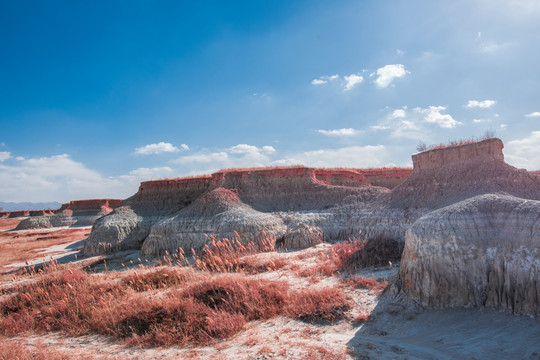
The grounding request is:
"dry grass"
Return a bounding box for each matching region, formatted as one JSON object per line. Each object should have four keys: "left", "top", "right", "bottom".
{"left": 344, "top": 276, "right": 389, "bottom": 294}
{"left": 0, "top": 226, "right": 90, "bottom": 278}
{"left": 285, "top": 287, "right": 351, "bottom": 322}
{"left": 0, "top": 259, "right": 354, "bottom": 348}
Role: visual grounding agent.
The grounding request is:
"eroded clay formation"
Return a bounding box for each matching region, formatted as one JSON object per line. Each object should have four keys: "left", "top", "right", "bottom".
{"left": 79, "top": 138, "right": 540, "bottom": 317}
{"left": 13, "top": 199, "right": 123, "bottom": 230}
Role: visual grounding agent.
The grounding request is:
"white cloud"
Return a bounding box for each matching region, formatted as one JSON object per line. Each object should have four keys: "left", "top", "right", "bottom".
{"left": 174, "top": 152, "right": 229, "bottom": 165}
{"left": 396, "top": 49, "right": 405, "bottom": 56}
{"left": 134, "top": 142, "right": 188, "bottom": 155}
{"left": 505, "top": 131, "right": 540, "bottom": 170}
{"left": 416, "top": 106, "right": 462, "bottom": 128}
{"left": 0, "top": 152, "right": 11, "bottom": 162}
{"left": 343, "top": 74, "right": 364, "bottom": 91}
{"left": 466, "top": 100, "right": 496, "bottom": 109}
{"left": 262, "top": 146, "right": 276, "bottom": 154}
{"left": 391, "top": 109, "right": 406, "bottom": 119}
{"left": 311, "top": 74, "right": 339, "bottom": 85}
{"left": 229, "top": 144, "right": 275, "bottom": 155}
{"left": 311, "top": 79, "right": 327, "bottom": 85}
{"left": 317, "top": 128, "right": 359, "bottom": 136}
{"left": 373, "top": 64, "right": 409, "bottom": 88}
{"left": 371, "top": 125, "right": 391, "bottom": 131}
{"left": 472, "top": 118, "right": 491, "bottom": 123}
{"left": 525, "top": 112, "right": 540, "bottom": 118}
{"left": 15, "top": 156, "right": 25, "bottom": 161}
{"left": 0, "top": 153, "right": 175, "bottom": 202}
{"left": 273, "top": 145, "right": 389, "bottom": 168}
{"left": 500, "top": 124, "right": 507, "bottom": 129}
{"left": 173, "top": 143, "right": 277, "bottom": 174}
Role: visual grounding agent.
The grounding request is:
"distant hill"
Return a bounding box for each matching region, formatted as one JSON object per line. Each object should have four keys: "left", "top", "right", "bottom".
{"left": 0, "top": 201, "right": 62, "bottom": 212}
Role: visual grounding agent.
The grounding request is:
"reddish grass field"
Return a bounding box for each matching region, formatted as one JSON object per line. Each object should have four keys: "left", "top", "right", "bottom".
{"left": 0, "top": 223, "right": 397, "bottom": 359}
{"left": 0, "top": 219, "right": 90, "bottom": 280}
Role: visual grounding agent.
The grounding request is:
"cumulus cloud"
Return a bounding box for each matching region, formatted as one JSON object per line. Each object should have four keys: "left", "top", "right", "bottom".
{"left": 317, "top": 128, "right": 359, "bottom": 136}
{"left": 373, "top": 64, "right": 409, "bottom": 88}
{"left": 0, "top": 153, "right": 174, "bottom": 202}
{"left": 390, "top": 109, "right": 406, "bottom": 119}
{"left": 373, "top": 105, "right": 460, "bottom": 139}
{"left": 505, "top": 131, "right": 540, "bottom": 170}
{"left": 0, "top": 152, "right": 10, "bottom": 162}
{"left": 525, "top": 112, "right": 540, "bottom": 118}
{"left": 229, "top": 144, "right": 275, "bottom": 155}
{"left": 466, "top": 100, "right": 496, "bottom": 109}
{"left": 134, "top": 142, "right": 188, "bottom": 155}
{"left": 416, "top": 106, "right": 461, "bottom": 128}
{"left": 343, "top": 74, "right": 364, "bottom": 91}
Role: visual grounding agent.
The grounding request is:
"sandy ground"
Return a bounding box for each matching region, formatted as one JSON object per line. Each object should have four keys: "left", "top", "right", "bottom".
{"left": 1, "top": 220, "right": 540, "bottom": 359}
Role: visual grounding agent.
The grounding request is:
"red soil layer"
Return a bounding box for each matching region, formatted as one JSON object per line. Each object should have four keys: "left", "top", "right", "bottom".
{"left": 139, "top": 175, "right": 213, "bottom": 192}
{"left": 313, "top": 169, "right": 371, "bottom": 187}
{"left": 0, "top": 218, "right": 22, "bottom": 231}
{"left": 57, "top": 199, "right": 123, "bottom": 212}
{"left": 359, "top": 168, "right": 413, "bottom": 189}
{"left": 531, "top": 171, "right": 540, "bottom": 176}
{"left": 359, "top": 168, "right": 412, "bottom": 179}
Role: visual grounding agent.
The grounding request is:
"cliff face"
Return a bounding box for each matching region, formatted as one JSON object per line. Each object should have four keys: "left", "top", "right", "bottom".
{"left": 411, "top": 138, "right": 504, "bottom": 170}
{"left": 391, "top": 138, "right": 540, "bottom": 209}
{"left": 360, "top": 168, "right": 412, "bottom": 189}
{"left": 83, "top": 166, "right": 385, "bottom": 256}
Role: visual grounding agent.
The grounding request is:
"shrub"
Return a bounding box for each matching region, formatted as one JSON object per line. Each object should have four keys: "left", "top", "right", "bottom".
{"left": 122, "top": 268, "right": 187, "bottom": 292}
{"left": 286, "top": 287, "right": 351, "bottom": 322}
{"left": 345, "top": 236, "right": 403, "bottom": 270}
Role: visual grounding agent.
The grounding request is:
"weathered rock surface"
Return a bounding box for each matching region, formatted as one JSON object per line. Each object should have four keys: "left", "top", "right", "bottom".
{"left": 16, "top": 199, "right": 123, "bottom": 230}
{"left": 83, "top": 167, "right": 393, "bottom": 256}
{"left": 140, "top": 188, "right": 287, "bottom": 256}
{"left": 399, "top": 194, "right": 540, "bottom": 316}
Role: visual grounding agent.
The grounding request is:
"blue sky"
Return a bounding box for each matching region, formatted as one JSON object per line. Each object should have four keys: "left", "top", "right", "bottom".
{"left": 1, "top": 0, "right": 540, "bottom": 202}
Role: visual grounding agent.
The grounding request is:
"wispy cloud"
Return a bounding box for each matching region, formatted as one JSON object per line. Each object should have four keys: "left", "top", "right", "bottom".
{"left": 311, "top": 74, "right": 339, "bottom": 85}
{"left": 373, "top": 64, "right": 409, "bottom": 88}
{"left": 173, "top": 143, "right": 277, "bottom": 174}
{"left": 525, "top": 111, "right": 540, "bottom": 118}
{"left": 479, "top": 41, "right": 513, "bottom": 53}
{"left": 0, "top": 152, "right": 11, "bottom": 162}
{"left": 317, "top": 128, "right": 359, "bottom": 136}
{"left": 466, "top": 100, "right": 496, "bottom": 109}
{"left": 343, "top": 74, "right": 364, "bottom": 91}
{"left": 472, "top": 118, "right": 491, "bottom": 123}
{"left": 134, "top": 142, "right": 189, "bottom": 155}
{"left": 272, "top": 145, "right": 389, "bottom": 168}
